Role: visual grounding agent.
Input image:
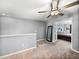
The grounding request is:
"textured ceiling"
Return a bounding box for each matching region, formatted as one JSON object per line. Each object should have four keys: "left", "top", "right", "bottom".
{"left": 0, "top": 0, "right": 77, "bottom": 21}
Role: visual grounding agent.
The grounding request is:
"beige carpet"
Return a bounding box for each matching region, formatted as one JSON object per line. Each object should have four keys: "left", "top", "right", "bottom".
{"left": 2, "top": 40, "right": 79, "bottom": 59}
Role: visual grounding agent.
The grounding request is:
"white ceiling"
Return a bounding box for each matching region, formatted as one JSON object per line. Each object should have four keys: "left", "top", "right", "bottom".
{"left": 0, "top": 0, "right": 77, "bottom": 21}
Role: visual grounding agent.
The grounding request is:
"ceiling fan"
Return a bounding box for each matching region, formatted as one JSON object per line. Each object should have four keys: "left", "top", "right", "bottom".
{"left": 38, "top": 0, "right": 79, "bottom": 18}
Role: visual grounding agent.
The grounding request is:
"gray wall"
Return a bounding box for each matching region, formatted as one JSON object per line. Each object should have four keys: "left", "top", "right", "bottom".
{"left": 0, "top": 33, "right": 36, "bottom": 56}
{"left": 72, "top": 6, "right": 79, "bottom": 51}
{"left": 0, "top": 16, "right": 46, "bottom": 39}
{"left": 46, "top": 15, "right": 73, "bottom": 26}
{"left": 0, "top": 16, "right": 46, "bottom": 56}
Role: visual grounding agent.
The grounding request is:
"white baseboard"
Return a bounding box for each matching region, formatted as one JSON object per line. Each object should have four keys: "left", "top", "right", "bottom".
{"left": 0, "top": 47, "right": 36, "bottom": 59}
{"left": 71, "top": 48, "right": 79, "bottom": 53}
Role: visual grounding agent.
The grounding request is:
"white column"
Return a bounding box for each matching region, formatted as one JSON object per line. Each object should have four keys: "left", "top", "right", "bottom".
{"left": 72, "top": 6, "right": 79, "bottom": 52}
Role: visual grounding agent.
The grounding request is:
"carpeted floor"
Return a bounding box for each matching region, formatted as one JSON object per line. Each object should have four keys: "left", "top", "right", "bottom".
{"left": 2, "top": 40, "right": 79, "bottom": 59}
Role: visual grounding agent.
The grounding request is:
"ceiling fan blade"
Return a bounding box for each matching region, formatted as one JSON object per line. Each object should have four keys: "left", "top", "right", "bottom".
{"left": 51, "top": 0, "right": 53, "bottom": 11}
{"left": 38, "top": 11, "right": 48, "bottom": 13}
{"left": 47, "top": 14, "right": 51, "bottom": 18}
{"left": 57, "top": 0, "right": 60, "bottom": 9}
{"left": 52, "top": 0, "right": 59, "bottom": 10}
{"left": 64, "top": 0, "right": 79, "bottom": 8}
{"left": 50, "top": 3, "right": 53, "bottom": 11}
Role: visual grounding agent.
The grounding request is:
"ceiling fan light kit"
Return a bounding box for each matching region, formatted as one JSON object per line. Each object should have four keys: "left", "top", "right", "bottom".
{"left": 51, "top": 12, "right": 54, "bottom": 15}
{"left": 51, "top": 11, "right": 60, "bottom": 16}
